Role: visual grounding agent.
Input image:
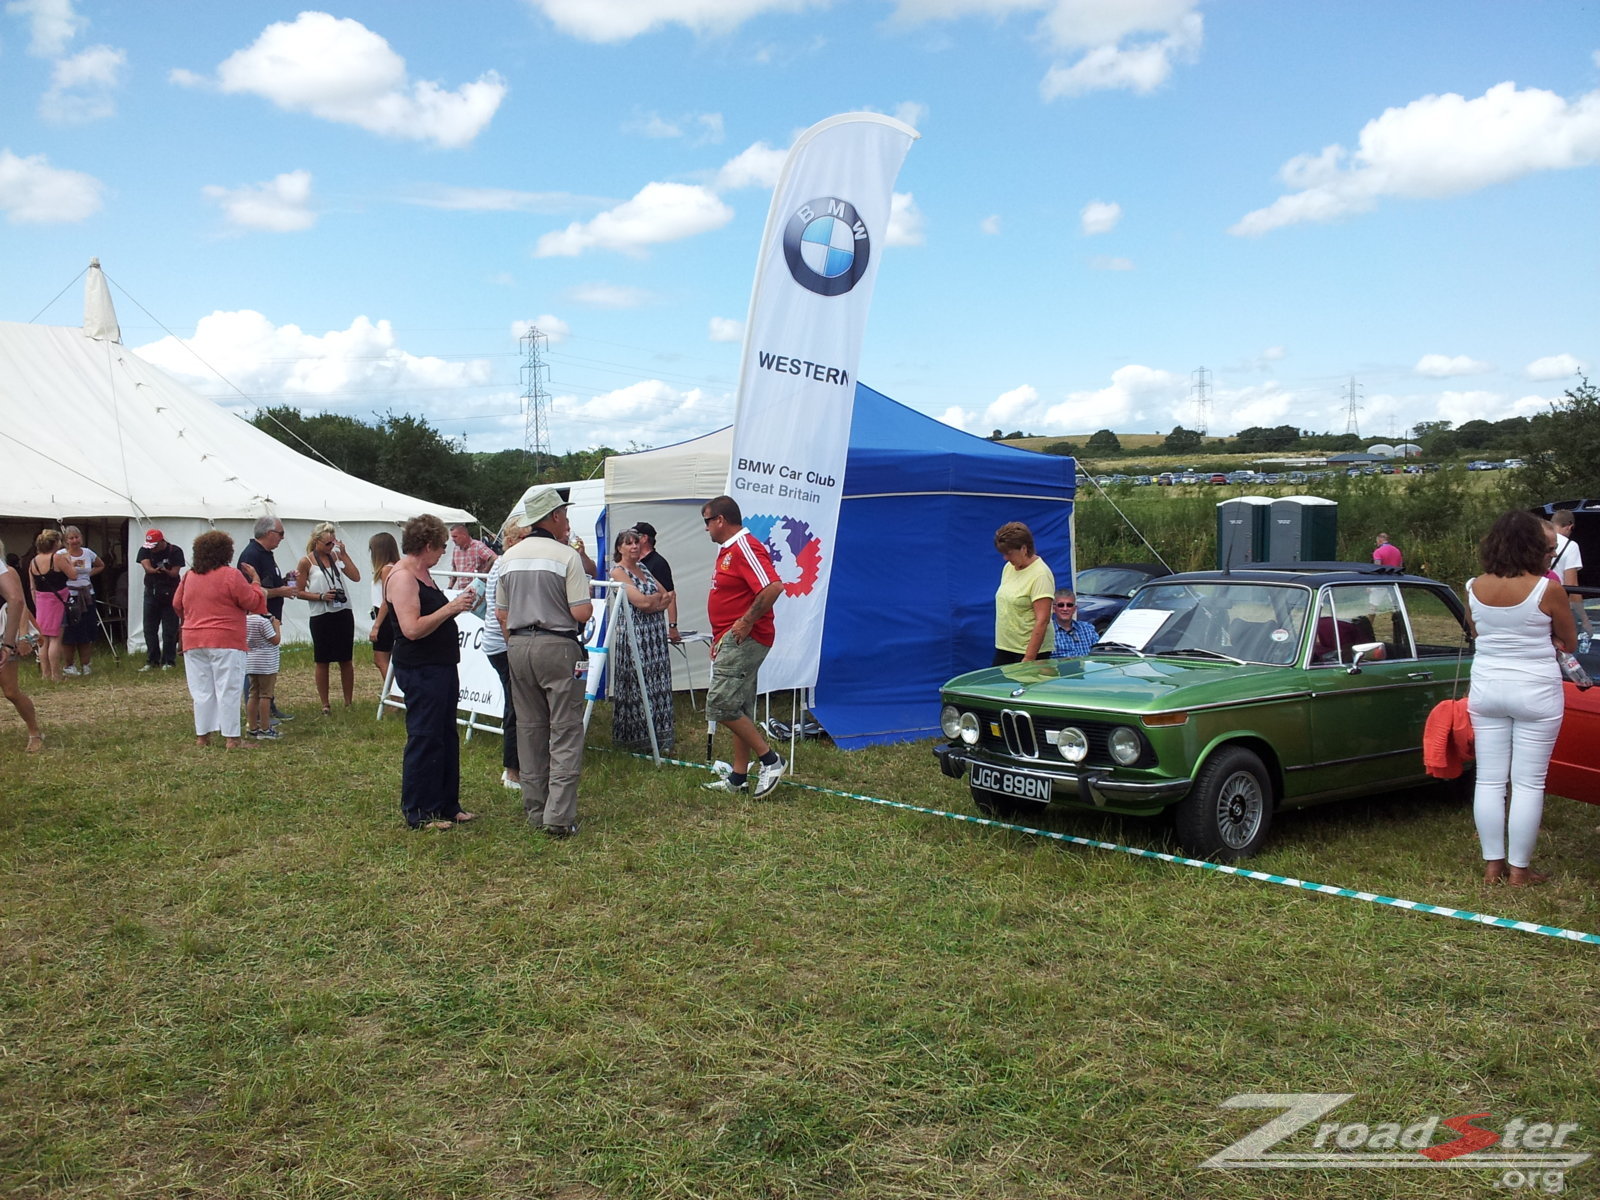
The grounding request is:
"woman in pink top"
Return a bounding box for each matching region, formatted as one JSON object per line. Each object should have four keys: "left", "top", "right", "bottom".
{"left": 173, "top": 530, "right": 267, "bottom": 749}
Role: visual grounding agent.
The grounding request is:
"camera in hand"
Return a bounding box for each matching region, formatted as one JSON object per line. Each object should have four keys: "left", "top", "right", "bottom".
{"left": 329, "top": 588, "right": 347, "bottom": 605}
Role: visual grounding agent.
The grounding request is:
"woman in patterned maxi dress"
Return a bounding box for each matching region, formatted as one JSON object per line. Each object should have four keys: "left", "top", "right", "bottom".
{"left": 609, "top": 529, "right": 675, "bottom": 753}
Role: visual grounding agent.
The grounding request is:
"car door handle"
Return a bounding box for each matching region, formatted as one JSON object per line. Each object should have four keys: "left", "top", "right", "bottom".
{"left": 1407, "top": 671, "right": 1434, "bottom": 681}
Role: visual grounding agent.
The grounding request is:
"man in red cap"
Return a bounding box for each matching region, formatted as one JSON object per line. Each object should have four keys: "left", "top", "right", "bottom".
{"left": 135, "top": 528, "right": 185, "bottom": 670}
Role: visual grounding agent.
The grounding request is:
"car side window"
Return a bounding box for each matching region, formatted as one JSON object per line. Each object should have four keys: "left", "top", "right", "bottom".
{"left": 1311, "top": 584, "right": 1412, "bottom": 664}
{"left": 1400, "top": 584, "right": 1471, "bottom": 658}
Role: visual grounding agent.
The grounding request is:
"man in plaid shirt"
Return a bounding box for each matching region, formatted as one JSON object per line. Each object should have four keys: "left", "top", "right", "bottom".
{"left": 447, "top": 523, "right": 497, "bottom": 590}
{"left": 1051, "top": 588, "right": 1098, "bottom": 659}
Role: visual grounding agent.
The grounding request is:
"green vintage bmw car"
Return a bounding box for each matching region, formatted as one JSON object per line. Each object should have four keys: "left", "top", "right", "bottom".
{"left": 933, "top": 564, "right": 1473, "bottom": 859}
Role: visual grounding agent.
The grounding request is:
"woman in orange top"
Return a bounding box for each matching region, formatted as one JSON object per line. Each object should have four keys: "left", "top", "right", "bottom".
{"left": 173, "top": 530, "right": 267, "bottom": 749}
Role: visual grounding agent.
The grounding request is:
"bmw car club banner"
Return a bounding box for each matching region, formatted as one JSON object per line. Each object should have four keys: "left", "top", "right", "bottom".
{"left": 728, "top": 111, "right": 918, "bottom": 692}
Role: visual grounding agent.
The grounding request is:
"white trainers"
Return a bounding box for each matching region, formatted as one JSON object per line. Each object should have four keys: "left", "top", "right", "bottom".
{"left": 753, "top": 755, "right": 786, "bottom": 798}
{"left": 63, "top": 666, "right": 80, "bottom": 676}
{"left": 701, "top": 777, "right": 747, "bottom": 794}
{"left": 80, "top": 665, "right": 91, "bottom": 676}
{"left": 501, "top": 770, "right": 521, "bottom": 790}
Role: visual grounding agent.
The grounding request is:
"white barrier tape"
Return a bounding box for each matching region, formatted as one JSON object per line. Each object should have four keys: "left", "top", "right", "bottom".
{"left": 615, "top": 750, "right": 1600, "bottom": 947}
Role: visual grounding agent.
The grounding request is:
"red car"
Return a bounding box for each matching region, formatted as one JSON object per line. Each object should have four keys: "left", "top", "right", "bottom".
{"left": 1551, "top": 678, "right": 1600, "bottom": 804}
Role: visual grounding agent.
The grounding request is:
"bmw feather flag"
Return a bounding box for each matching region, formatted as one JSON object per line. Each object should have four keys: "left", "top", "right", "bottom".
{"left": 727, "top": 112, "right": 918, "bottom": 693}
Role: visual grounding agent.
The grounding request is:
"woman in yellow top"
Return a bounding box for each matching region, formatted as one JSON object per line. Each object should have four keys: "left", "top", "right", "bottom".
{"left": 992, "top": 521, "right": 1055, "bottom": 665}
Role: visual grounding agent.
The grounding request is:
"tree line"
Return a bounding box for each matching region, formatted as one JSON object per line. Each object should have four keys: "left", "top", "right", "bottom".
{"left": 248, "top": 407, "right": 614, "bottom": 530}
{"left": 1003, "top": 377, "right": 1597, "bottom": 481}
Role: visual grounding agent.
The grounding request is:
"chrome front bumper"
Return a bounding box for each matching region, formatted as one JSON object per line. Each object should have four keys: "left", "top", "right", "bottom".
{"left": 933, "top": 743, "right": 1193, "bottom": 811}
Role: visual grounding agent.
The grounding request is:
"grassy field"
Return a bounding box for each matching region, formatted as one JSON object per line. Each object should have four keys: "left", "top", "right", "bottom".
{"left": 4, "top": 651, "right": 1599, "bottom": 1199}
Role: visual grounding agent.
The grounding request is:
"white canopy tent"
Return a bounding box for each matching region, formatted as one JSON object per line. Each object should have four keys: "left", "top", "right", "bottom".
{"left": 0, "top": 263, "right": 474, "bottom": 651}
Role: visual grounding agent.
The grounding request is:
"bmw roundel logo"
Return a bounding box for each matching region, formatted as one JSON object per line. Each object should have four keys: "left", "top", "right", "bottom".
{"left": 782, "top": 197, "right": 871, "bottom": 297}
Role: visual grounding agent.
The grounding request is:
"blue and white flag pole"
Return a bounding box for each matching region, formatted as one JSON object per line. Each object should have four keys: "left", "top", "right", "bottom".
{"left": 727, "top": 112, "right": 919, "bottom": 693}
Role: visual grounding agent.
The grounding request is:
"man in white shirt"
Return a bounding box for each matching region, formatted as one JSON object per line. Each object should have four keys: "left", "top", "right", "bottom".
{"left": 1551, "top": 509, "right": 1591, "bottom": 653}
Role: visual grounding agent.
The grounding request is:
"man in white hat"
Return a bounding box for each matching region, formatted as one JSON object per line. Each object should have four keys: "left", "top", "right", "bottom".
{"left": 494, "top": 486, "right": 593, "bottom": 837}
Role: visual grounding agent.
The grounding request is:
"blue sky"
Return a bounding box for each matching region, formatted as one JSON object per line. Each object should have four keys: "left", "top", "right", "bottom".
{"left": 2, "top": 0, "right": 1596, "bottom": 454}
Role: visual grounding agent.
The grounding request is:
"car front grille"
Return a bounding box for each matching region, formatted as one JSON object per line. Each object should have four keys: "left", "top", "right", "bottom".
{"left": 966, "top": 706, "right": 1153, "bottom": 767}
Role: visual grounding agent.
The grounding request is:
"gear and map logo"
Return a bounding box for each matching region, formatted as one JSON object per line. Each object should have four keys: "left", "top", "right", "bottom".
{"left": 782, "top": 197, "right": 870, "bottom": 297}
{"left": 744, "top": 514, "right": 823, "bottom": 597}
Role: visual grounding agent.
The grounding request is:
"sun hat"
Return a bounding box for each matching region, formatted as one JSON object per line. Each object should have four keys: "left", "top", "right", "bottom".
{"left": 516, "top": 486, "right": 571, "bottom": 529}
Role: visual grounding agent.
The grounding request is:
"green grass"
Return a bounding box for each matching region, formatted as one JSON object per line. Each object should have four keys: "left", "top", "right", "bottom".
{"left": 3, "top": 650, "right": 1598, "bottom": 1199}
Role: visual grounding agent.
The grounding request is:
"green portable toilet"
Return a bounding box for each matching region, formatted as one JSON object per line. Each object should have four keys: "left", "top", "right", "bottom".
{"left": 1217, "top": 496, "right": 1274, "bottom": 568}
{"left": 1268, "top": 495, "right": 1338, "bottom": 562}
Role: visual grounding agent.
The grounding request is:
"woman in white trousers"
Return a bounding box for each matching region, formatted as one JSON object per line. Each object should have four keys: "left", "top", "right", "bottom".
{"left": 1465, "top": 510, "right": 1576, "bottom": 886}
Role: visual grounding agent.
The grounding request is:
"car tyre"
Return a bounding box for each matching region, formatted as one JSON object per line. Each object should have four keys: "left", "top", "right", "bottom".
{"left": 1174, "top": 746, "right": 1273, "bottom": 860}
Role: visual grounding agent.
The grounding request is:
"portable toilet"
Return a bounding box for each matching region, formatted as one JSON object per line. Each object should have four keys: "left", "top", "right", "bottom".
{"left": 1217, "top": 496, "right": 1274, "bottom": 568}
{"left": 1268, "top": 495, "right": 1339, "bottom": 562}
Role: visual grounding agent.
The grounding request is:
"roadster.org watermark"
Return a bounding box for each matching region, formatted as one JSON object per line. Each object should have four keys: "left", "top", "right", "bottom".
{"left": 1205, "top": 1094, "right": 1588, "bottom": 1190}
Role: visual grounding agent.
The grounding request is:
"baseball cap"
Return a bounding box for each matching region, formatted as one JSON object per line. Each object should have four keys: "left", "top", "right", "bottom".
{"left": 143, "top": 529, "right": 164, "bottom": 548}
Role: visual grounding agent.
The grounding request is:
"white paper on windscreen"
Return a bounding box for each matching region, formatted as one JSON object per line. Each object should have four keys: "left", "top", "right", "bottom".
{"left": 1100, "top": 607, "right": 1172, "bottom": 650}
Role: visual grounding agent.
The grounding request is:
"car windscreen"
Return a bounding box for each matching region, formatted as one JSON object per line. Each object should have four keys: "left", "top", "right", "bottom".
{"left": 1076, "top": 566, "right": 1158, "bottom": 597}
{"left": 1101, "top": 581, "right": 1312, "bottom": 663}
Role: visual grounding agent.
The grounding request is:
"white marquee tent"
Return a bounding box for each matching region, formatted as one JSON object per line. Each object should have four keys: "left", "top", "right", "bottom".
{"left": 0, "top": 263, "right": 474, "bottom": 651}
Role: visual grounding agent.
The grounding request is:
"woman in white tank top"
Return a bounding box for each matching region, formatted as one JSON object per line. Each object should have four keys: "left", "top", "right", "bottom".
{"left": 1465, "top": 510, "right": 1577, "bottom": 886}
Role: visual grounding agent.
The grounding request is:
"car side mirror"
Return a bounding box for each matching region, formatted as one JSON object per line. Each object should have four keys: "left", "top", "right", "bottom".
{"left": 1347, "top": 641, "right": 1385, "bottom": 674}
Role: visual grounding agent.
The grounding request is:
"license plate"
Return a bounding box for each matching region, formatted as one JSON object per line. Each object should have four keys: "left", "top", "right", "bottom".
{"left": 970, "top": 763, "right": 1053, "bottom": 803}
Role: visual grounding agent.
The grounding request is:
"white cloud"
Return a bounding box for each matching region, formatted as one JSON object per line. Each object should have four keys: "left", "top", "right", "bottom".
{"left": 404, "top": 186, "right": 605, "bottom": 213}
{"left": 1434, "top": 389, "right": 1507, "bottom": 427}
{"left": 40, "top": 43, "right": 124, "bottom": 123}
{"left": 1045, "top": 364, "right": 1185, "bottom": 430}
{"left": 7, "top": 0, "right": 85, "bottom": 57}
{"left": 715, "top": 140, "right": 788, "bottom": 190}
{"left": 185, "top": 12, "right": 505, "bottom": 149}
{"left": 937, "top": 405, "right": 974, "bottom": 431}
{"left": 511, "top": 315, "right": 570, "bottom": 345}
{"left": 892, "top": 100, "right": 928, "bottom": 129}
{"left": 885, "top": 191, "right": 925, "bottom": 246}
{"left": 1080, "top": 199, "right": 1121, "bottom": 234}
{"left": 525, "top": 0, "right": 825, "bottom": 42}
{"left": 1041, "top": 14, "right": 1201, "bottom": 100}
{"left": 1231, "top": 81, "right": 1600, "bottom": 236}
{"left": 1211, "top": 380, "right": 1295, "bottom": 430}
{"left": 986, "top": 384, "right": 1040, "bottom": 428}
{"left": 1414, "top": 353, "right": 1491, "bottom": 378}
{"left": 625, "top": 109, "right": 725, "bottom": 143}
{"left": 135, "top": 310, "right": 493, "bottom": 407}
{"left": 0, "top": 147, "right": 102, "bottom": 223}
{"left": 202, "top": 170, "right": 316, "bottom": 233}
{"left": 1509, "top": 391, "right": 1560, "bottom": 418}
{"left": 1526, "top": 353, "right": 1586, "bottom": 381}
{"left": 708, "top": 316, "right": 742, "bottom": 342}
{"left": 1088, "top": 254, "right": 1133, "bottom": 270}
{"left": 567, "top": 282, "right": 653, "bottom": 309}
{"left": 554, "top": 378, "right": 731, "bottom": 447}
{"left": 979, "top": 214, "right": 1001, "bottom": 235}
{"left": 535, "top": 181, "right": 732, "bottom": 257}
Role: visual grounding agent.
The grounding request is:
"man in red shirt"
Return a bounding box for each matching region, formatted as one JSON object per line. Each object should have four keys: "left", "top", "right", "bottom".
{"left": 702, "top": 494, "right": 785, "bottom": 797}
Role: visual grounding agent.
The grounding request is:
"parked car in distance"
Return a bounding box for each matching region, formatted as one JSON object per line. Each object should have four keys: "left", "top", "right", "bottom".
{"left": 1132, "top": 475, "right": 1152, "bottom": 486}
{"left": 1156, "top": 472, "right": 1175, "bottom": 486}
{"left": 1287, "top": 471, "right": 1309, "bottom": 484}
{"left": 1071, "top": 562, "right": 1174, "bottom": 631}
{"left": 1226, "top": 470, "right": 1254, "bottom": 485}
{"left": 1209, "top": 472, "right": 1228, "bottom": 484}
{"left": 1178, "top": 471, "right": 1201, "bottom": 484}
{"left": 934, "top": 563, "right": 1474, "bottom": 859}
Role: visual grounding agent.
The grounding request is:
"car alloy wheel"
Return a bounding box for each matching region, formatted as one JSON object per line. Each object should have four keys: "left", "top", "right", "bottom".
{"left": 1175, "top": 745, "right": 1273, "bottom": 860}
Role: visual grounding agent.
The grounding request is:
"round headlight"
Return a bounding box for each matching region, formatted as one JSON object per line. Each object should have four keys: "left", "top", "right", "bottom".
{"left": 1108, "top": 726, "right": 1142, "bottom": 765}
{"left": 957, "top": 712, "right": 980, "bottom": 745}
{"left": 1057, "top": 727, "right": 1089, "bottom": 763}
{"left": 940, "top": 705, "right": 962, "bottom": 739}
